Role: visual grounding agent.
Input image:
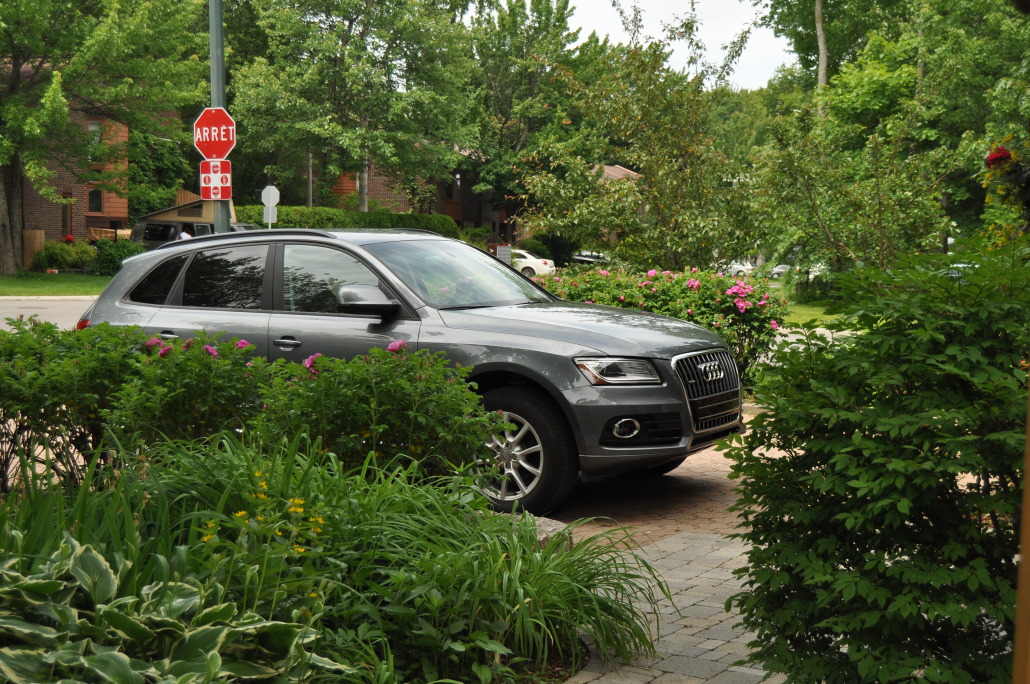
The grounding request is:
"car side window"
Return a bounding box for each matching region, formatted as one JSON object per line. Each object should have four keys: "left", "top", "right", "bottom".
{"left": 181, "top": 244, "right": 268, "bottom": 309}
{"left": 281, "top": 244, "right": 380, "bottom": 313}
{"left": 128, "top": 254, "right": 188, "bottom": 305}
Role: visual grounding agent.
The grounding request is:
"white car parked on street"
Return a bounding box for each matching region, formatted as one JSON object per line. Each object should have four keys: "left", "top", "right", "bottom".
{"left": 512, "top": 249, "right": 556, "bottom": 277}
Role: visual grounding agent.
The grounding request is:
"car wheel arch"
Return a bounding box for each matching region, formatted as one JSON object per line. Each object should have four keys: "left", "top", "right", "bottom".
{"left": 469, "top": 370, "right": 584, "bottom": 454}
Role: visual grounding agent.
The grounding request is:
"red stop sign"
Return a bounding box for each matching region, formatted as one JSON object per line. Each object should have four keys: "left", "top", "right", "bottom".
{"left": 193, "top": 107, "right": 236, "bottom": 160}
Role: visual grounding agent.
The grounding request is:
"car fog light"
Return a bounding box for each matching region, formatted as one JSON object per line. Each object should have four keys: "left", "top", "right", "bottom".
{"left": 611, "top": 418, "right": 641, "bottom": 439}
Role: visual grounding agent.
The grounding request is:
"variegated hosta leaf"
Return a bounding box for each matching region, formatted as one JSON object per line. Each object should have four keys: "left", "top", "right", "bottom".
{"left": 0, "top": 616, "right": 61, "bottom": 647}
{"left": 192, "top": 602, "right": 236, "bottom": 627}
{"left": 100, "top": 605, "right": 156, "bottom": 643}
{"left": 0, "top": 646, "right": 48, "bottom": 683}
{"left": 140, "top": 582, "right": 202, "bottom": 619}
{"left": 69, "top": 544, "right": 117, "bottom": 603}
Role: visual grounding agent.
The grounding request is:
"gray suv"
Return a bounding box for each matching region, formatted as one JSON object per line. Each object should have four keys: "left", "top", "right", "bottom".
{"left": 79, "top": 229, "right": 743, "bottom": 513}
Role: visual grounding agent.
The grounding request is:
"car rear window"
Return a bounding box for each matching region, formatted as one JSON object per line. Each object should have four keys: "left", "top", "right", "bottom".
{"left": 143, "top": 223, "right": 176, "bottom": 241}
{"left": 128, "top": 255, "right": 188, "bottom": 305}
{"left": 181, "top": 245, "right": 268, "bottom": 309}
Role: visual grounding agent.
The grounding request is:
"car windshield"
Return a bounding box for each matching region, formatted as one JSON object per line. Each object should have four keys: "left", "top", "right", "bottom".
{"left": 365, "top": 238, "right": 554, "bottom": 309}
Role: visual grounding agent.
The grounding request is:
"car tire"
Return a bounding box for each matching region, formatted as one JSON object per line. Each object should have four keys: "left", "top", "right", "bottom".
{"left": 520, "top": 266, "right": 536, "bottom": 276}
{"left": 481, "top": 386, "right": 579, "bottom": 515}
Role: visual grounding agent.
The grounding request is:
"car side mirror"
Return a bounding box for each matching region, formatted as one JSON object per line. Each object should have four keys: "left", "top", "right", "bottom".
{"left": 336, "top": 284, "right": 400, "bottom": 317}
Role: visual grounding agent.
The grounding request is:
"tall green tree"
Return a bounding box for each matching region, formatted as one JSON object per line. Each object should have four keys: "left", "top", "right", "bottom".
{"left": 230, "top": 0, "right": 477, "bottom": 210}
{"left": 467, "top": 0, "right": 586, "bottom": 222}
{"left": 751, "top": 0, "right": 905, "bottom": 85}
{"left": 517, "top": 10, "right": 752, "bottom": 270}
{"left": 0, "top": 0, "right": 207, "bottom": 276}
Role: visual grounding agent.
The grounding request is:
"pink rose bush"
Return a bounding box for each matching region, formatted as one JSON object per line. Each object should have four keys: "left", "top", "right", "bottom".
{"left": 535, "top": 267, "right": 789, "bottom": 384}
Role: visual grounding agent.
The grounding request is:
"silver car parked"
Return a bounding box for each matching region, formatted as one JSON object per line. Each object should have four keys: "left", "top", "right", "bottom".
{"left": 79, "top": 229, "right": 743, "bottom": 513}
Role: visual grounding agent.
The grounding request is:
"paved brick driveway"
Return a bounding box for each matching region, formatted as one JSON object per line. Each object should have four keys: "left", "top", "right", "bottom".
{"left": 550, "top": 412, "right": 787, "bottom": 684}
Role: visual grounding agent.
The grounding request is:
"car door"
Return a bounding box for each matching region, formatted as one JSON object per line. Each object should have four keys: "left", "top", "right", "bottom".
{"left": 267, "top": 242, "right": 421, "bottom": 361}
{"left": 142, "top": 242, "right": 272, "bottom": 354}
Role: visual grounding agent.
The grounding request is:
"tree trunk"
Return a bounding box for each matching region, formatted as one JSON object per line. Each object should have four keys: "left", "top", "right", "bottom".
{"left": 358, "top": 161, "right": 368, "bottom": 212}
{"left": 0, "top": 163, "right": 22, "bottom": 276}
{"left": 815, "top": 0, "right": 828, "bottom": 117}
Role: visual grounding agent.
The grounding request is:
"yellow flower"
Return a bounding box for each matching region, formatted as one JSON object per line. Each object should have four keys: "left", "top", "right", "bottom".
{"left": 289, "top": 497, "right": 305, "bottom": 505}
{"left": 254, "top": 470, "right": 264, "bottom": 477}
{"left": 202, "top": 534, "right": 215, "bottom": 542}
{"left": 293, "top": 545, "right": 305, "bottom": 553}
{"left": 233, "top": 511, "right": 248, "bottom": 519}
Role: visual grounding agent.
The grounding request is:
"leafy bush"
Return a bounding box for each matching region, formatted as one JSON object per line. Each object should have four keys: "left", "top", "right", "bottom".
{"left": 235, "top": 205, "right": 460, "bottom": 238}
{"left": 91, "top": 238, "right": 146, "bottom": 276}
{"left": 536, "top": 267, "right": 789, "bottom": 384}
{"left": 0, "top": 320, "right": 148, "bottom": 492}
{"left": 248, "top": 346, "right": 499, "bottom": 475}
{"left": 1, "top": 434, "right": 666, "bottom": 683}
{"left": 723, "top": 242, "right": 1030, "bottom": 683}
{"left": 29, "top": 241, "right": 95, "bottom": 271}
{"left": 103, "top": 332, "right": 269, "bottom": 448}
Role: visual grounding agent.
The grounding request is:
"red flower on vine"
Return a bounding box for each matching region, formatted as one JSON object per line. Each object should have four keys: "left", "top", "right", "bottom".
{"left": 62, "top": 234, "right": 75, "bottom": 244}
{"left": 986, "top": 146, "right": 1012, "bottom": 169}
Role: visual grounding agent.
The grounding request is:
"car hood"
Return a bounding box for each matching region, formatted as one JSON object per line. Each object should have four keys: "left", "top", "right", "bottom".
{"left": 438, "top": 301, "right": 727, "bottom": 357}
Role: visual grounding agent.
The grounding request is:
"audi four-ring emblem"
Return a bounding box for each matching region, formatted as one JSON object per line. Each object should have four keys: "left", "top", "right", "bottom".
{"left": 698, "top": 361, "right": 724, "bottom": 382}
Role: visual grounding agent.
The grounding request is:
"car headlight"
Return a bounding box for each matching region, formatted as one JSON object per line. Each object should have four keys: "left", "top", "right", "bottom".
{"left": 574, "top": 357, "right": 661, "bottom": 385}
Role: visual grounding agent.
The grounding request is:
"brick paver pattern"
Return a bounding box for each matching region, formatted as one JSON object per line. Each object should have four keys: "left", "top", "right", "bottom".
{"left": 552, "top": 429, "right": 786, "bottom": 684}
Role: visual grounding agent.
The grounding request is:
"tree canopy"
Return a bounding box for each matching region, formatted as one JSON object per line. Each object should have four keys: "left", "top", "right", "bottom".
{"left": 0, "top": 0, "right": 206, "bottom": 275}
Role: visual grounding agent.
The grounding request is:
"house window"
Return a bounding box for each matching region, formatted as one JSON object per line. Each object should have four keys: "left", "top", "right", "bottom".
{"left": 88, "top": 121, "right": 103, "bottom": 145}
{"left": 87, "top": 186, "right": 103, "bottom": 213}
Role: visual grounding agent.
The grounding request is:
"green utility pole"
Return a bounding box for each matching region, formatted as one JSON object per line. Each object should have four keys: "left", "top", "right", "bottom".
{"left": 209, "top": 0, "right": 230, "bottom": 233}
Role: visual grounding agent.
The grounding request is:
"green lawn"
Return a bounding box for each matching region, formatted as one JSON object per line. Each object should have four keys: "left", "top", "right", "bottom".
{"left": 783, "top": 300, "right": 838, "bottom": 327}
{"left": 0, "top": 272, "right": 112, "bottom": 296}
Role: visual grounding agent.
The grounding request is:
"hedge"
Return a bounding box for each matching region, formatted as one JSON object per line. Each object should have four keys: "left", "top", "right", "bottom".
{"left": 235, "top": 205, "right": 460, "bottom": 237}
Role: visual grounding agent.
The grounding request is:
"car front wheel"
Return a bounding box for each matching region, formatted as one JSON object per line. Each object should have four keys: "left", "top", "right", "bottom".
{"left": 480, "top": 387, "right": 578, "bottom": 514}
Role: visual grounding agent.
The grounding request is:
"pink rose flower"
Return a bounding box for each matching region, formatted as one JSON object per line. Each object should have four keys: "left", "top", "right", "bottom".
{"left": 387, "top": 340, "right": 407, "bottom": 353}
{"left": 203, "top": 345, "right": 218, "bottom": 357}
{"left": 145, "top": 337, "right": 162, "bottom": 349}
{"left": 647, "top": 269, "right": 657, "bottom": 277}
{"left": 303, "top": 353, "right": 323, "bottom": 373}
{"left": 771, "top": 320, "right": 780, "bottom": 330}
{"left": 236, "top": 340, "right": 250, "bottom": 349}
{"left": 158, "top": 345, "right": 172, "bottom": 358}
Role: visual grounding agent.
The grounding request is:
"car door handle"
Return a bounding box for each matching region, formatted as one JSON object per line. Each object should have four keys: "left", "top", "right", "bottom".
{"left": 274, "top": 337, "right": 302, "bottom": 348}
{"left": 158, "top": 332, "right": 179, "bottom": 339}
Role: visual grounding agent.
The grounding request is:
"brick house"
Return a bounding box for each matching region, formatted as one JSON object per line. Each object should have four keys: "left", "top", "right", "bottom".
{"left": 333, "top": 167, "right": 513, "bottom": 238}
{"left": 22, "top": 114, "right": 130, "bottom": 243}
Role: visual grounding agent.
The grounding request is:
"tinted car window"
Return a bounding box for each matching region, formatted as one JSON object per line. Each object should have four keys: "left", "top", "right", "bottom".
{"left": 143, "top": 223, "right": 177, "bottom": 241}
{"left": 181, "top": 244, "right": 268, "bottom": 309}
{"left": 128, "top": 254, "right": 188, "bottom": 305}
{"left": 281, "top": 244, "right": 379, "bottom": 314}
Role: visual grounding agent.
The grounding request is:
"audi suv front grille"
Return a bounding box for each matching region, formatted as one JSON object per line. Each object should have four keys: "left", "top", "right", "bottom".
{"left": 674, "top": 350, "right": 742, "bottom": 438}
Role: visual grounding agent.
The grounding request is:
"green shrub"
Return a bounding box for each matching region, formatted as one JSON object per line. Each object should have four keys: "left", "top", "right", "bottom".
{"left": 1, "top": 433, "right": 666, "bottom": 683}
{"left": 536, "top": 268, "right": 789, "bottom": 385}
{"left": 0, "top": 320, "right": 149, "bottom": 492}
{"left": 235, "top": 205, "right": 460, "bottom": 238}
{"left": 29, "top": 241, "right": 95, "bottom": 271}
{"left": 91, "top": 238, "right": 146, "bottom": 276}
{"left": 103, "top": 332, "right": 269, "bottom": 449}
{"left": 723, "top": 242, "right": 1030, "bottom": 683}
{"left": 249, "top": 346, "right": 499, "bottom": 475}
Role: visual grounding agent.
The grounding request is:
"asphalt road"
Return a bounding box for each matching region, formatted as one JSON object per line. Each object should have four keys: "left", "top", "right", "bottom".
{"left": 0, "top": 295, "right": 96, "bottom": 330}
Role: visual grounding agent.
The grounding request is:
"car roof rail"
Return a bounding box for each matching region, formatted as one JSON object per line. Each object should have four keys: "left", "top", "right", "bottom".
{"left": 153, "top": 228, "right": 336, "bottom": 250}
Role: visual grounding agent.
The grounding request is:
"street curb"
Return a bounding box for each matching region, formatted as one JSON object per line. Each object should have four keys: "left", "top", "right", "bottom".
{"left": 0, "top": 295, "right": 99, "bottom": 301}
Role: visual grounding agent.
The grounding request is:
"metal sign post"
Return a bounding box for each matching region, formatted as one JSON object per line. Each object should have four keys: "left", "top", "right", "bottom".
{"left": 207, "top": 0, "right": 230, "bottom": 233}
